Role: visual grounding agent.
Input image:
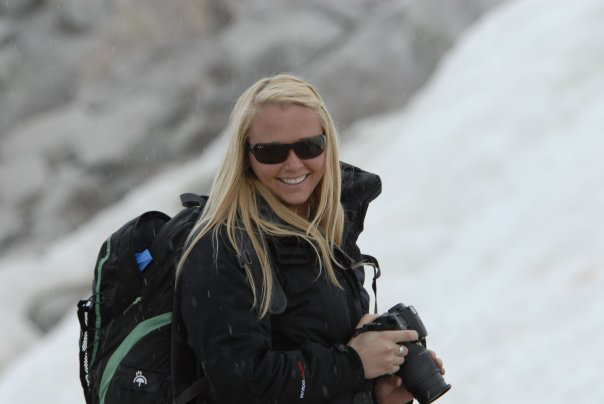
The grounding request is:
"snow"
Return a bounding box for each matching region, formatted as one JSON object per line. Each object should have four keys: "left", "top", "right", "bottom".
{"left": 1, "top": 0, "right": 603, "bottom": 402}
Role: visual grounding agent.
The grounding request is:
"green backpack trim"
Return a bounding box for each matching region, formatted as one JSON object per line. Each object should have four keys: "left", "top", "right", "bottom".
{"left": 99, "top": 312, "right": 173, "bottom": 404}
{"left": 91, "top": 238, "right": 111, "bottom": 366}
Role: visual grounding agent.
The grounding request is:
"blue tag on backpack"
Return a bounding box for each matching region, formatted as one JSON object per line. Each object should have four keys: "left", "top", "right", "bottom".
{"left": 134, "top": 249, "right": 153, "bottom": 272}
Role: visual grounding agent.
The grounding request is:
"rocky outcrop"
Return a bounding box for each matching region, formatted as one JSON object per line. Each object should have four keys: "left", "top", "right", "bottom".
{"left": 0, "top": 0, "right": 505, "bottom": 258}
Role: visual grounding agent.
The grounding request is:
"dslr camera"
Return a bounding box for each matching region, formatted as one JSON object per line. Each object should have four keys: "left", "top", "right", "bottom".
{"left": 355, "top": 303, "right": 451, "bottom": 404}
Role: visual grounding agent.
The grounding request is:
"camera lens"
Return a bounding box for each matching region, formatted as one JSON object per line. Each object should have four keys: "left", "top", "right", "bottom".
{"left": 398, "top": 342, "right": 451, "bottom": 404}
{"left": 358, "top": 303, "right": 451, "bottom": 403}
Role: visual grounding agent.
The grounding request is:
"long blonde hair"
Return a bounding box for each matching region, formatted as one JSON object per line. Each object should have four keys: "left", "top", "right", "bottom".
{"left": 178, "top": 73, "right": 345, "bottom": 317}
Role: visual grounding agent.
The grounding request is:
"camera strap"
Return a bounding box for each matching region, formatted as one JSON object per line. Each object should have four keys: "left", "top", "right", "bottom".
{"left": 361, "top": 254, "right": 381, "bottom": 314}
{"left": 352, "top": 322, "right": 385, "bottom": 337}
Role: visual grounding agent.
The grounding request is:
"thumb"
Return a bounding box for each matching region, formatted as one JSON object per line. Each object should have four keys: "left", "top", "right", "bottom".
{"left": 384, "top": 374, "right": 401, "bottom": 387}
{"left": 356, "top": 313, "right": 380, "bottom": 328}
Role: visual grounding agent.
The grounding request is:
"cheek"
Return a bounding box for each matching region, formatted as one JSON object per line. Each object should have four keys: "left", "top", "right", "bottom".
{"left": 308, "top": 155, "right": 326, "bottom": 176}
{"left": 250, "top": 159, "right": 279, "bottom": 182}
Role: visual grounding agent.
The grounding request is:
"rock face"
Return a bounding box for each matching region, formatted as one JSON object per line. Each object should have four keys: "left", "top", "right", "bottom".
{"left": 0, "top": 0, "right": 505, "bottom": 258}
{"left": 0, "top": 0, "right": 43, "bottom": 17}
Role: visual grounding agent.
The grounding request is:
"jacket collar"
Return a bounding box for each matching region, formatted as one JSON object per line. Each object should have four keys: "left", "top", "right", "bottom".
{"left": 339, "top": 162, "right": 382, "bottom": 254}
{"left": 256, "top": 162, "right": 381, "bottom": 248}
{"left": 339, "top": 161, "right": 382, "bottom": 214}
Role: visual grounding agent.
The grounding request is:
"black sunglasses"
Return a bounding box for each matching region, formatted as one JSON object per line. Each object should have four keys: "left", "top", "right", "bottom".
{"left": 247, "top": 134, "right": 326, "bottom": 164}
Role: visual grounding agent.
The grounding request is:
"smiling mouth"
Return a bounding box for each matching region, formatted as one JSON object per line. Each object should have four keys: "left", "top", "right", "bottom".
{"left": 279, "top": 174, "right": 308, "bottom": 185}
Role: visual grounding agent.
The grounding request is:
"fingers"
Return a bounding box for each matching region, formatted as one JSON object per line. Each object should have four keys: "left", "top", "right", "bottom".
{"left": 389, "top": 357, "right": 404, "bottom": 374}
{"left": 349, "top": 330, "right": 412, "bottom": 378}
{"left": 389, "top": 363, "right": 403, "bottom": 376}
{"left": 394, "top": 344, "right": 407, "bottom": 358}
{"left": 349, "top": 326, "right": 435, "bottom": 379}
{"left": 382, "top": 330, "right": 419, "bottom": 343}
{"left": 374, "top": 375, "right": 404, "bottom": 400}
{"left": 355, "top": 313, "right": 380, "bottom": 327}
{"left": 428, "top": 350, "right": 446, "bottom": 375}
{"left": 393, "top": 346, "right": 406, "bottom": 362}
{"left": 390, "top": 375, "right": 403, "bottom": 387}
{"left": 387, "top": 344, "right": 406, "bottom": 374}
{"left": 376, "top": 334, "right": 415, "bottom": 374}
{"left": 381, "top": 374, "right": 400, "bottom": 386}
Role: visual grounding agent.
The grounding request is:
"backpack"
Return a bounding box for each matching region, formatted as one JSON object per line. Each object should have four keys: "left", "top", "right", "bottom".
{"left": 77, "top": 192, "right": 377, "bottom": 404}
{"left": 77, "top": 194, "right": 212, "bottom": 404}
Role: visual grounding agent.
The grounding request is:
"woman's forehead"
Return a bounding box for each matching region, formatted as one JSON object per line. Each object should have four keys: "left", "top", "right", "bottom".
{"left": 248, "top": 104, "right": 322, "bottom": 143}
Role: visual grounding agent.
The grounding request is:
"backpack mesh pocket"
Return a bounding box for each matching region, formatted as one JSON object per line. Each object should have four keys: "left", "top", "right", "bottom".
{"left": 77, "top": 298, "right": 97, "bottom": 404}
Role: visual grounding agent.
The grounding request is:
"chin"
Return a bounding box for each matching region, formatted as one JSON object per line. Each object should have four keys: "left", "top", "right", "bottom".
{"left": 280, "top": 195, "right": 310, "bottom": 209}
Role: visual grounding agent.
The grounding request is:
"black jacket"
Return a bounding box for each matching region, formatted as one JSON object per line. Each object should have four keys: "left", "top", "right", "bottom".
{"left": 173, "top": 162, "right": 382, "bottom": 404}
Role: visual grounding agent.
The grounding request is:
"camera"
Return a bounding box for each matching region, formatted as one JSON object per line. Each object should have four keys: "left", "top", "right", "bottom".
{"left": 355, "top": 303, "right": 451, "bottom": 404}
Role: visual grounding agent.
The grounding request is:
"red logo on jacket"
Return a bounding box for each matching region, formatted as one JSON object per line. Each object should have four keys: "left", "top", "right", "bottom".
{"left": 297, "top": 360, "right": 306, "bottom": 398}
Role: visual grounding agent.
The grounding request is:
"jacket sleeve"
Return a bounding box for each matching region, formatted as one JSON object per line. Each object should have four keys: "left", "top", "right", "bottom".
{"left": 179, "top": 235, "right": 366, "bottom": 404}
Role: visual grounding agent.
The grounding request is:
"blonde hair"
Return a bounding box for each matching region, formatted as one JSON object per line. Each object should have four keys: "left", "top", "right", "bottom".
{"left": 178, "top": 73, "right": 345, "bottom": 317}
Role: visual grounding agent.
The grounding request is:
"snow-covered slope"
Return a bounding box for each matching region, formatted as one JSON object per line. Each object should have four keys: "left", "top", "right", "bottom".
{"left": 345, "top": 0, "right": 604, "bottom": 401}
{"left": 1, "top": 0, "right": 603, "bottom": 402}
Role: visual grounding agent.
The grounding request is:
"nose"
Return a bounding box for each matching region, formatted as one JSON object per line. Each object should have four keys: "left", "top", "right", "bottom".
{"left": 282, "top": 149, "right": 304, "bottom": 169}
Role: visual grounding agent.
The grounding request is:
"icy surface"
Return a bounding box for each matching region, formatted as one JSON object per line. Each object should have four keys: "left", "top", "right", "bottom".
{"left": 1, "top": 0, "right": 603, "bottom": 402}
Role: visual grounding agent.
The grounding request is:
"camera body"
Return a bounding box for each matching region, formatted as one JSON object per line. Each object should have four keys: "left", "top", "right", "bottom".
{"left": 356, "top": 303, "right": 451, "bottom": 404}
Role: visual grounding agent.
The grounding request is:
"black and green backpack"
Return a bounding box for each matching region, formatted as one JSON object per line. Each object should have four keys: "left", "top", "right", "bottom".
{"left": 77, "top": 194, "right": 211, "bottom": 404}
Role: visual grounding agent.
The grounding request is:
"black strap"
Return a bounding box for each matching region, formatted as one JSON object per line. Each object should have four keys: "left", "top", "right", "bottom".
{"left": 353, "top": 322, "right": 386, "bottom": 337}
{"left": 361, "top": 254, "right": 381, "bottom": 314}
{"left": 174, "top": 377, "right": 209, "bottom": 404}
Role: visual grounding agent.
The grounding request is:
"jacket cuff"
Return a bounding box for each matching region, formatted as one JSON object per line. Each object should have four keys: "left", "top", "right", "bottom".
{"left": 339, "top": 343, "right": 365, "bottom": 381}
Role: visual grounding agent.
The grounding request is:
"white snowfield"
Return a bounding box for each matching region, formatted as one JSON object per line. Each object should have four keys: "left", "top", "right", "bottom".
{"left": 1, "top": 0, "right": 603, "bottom": 402}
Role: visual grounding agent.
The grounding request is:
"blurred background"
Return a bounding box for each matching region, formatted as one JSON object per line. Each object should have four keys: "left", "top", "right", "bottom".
{"left": 1, "top": 0, "right": 603, "bottom": 402}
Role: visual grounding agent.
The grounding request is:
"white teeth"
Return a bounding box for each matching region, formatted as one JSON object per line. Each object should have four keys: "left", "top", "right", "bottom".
{"left": 280, "top": 174, "right": 307, "bottom": 185}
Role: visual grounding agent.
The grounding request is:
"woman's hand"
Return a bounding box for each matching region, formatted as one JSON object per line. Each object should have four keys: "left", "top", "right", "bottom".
{"left": 429, "top": 349, "right": 446, "bottom": 376}
{"left": 347, "top": 314, "right": 418, "bottom": 379}
{"left": 375, "top": 374, "right": 413, "bottom": 404}
{"left": 375, "top": 349, "right": 446, "bottom": 404}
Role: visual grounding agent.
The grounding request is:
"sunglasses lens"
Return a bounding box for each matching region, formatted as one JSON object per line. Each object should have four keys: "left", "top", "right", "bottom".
{"left": 250, "top": 134, "right": 325, "bottom": 164}
{"left": 253, "top": 144, "right": 289, "bottom": 164}
{"left": 294, "top": 135, "right": 325, "bottom": 159}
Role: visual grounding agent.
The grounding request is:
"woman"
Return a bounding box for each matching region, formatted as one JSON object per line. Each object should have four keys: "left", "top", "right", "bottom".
{"left": 174, "top": 74, "right": 444, "bottom": 403}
